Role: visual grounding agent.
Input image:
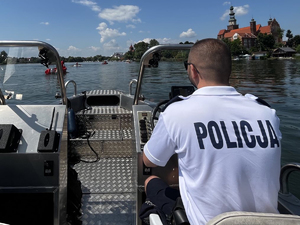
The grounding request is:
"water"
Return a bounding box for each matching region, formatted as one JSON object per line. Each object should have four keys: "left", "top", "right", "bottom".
{"left": 1, "top": 59, "right": 300, "bottom": 197}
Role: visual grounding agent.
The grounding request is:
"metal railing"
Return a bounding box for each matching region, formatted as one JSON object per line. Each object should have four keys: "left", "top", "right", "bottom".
{"left": 133, "top": 44, "right": 193, "bottom": 105}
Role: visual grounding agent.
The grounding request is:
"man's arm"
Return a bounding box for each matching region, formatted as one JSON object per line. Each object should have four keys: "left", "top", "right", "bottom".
{"left": 143, "top": 151, "right": 157, "bottom": 167}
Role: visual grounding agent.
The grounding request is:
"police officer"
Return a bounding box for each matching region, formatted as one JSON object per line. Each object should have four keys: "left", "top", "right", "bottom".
{"left": 141, "top": 38, "right": 282, "bottom": 225}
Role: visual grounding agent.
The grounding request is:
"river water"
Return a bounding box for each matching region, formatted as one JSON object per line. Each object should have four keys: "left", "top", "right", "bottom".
{"left": 1, "top": 59, "right": 300, "bottom": 197}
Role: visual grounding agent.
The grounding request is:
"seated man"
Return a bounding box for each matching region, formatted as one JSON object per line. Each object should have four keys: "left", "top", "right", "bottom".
{"left": 141, "top": 38, "right": 282, "bottom": 225}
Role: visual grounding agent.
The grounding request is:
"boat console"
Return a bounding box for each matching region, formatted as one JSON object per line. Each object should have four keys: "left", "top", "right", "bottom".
{"left": 0, "top": 105, "right": 67, "bottom": 224}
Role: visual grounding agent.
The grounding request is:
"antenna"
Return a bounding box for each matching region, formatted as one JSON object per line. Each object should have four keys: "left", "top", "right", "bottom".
{"left": 48, "top": 107, "right": 55, "bottom": 131}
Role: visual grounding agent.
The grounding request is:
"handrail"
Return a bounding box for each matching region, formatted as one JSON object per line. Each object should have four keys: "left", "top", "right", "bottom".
{"left": 0, "top": 40, "right": 67, "bottom": 105}
{"left": 65, "top": 80, "right": 77, "bottom": 96}
{"left": 129, "top": 79, "right": 137, "bottom": 95}
{"left": 133, "top": 44, "right": 193, "bottom": 105}
{"left": 280, "top": 163, "right": 300, "bottom": 194}
{"left": 0, "top": 89, "right": 5, "bottom": 105}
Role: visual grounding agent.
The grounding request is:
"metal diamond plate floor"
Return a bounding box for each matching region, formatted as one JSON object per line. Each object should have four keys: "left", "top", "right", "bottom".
{"left": 74, "top": 158, "right": 136, "bottom": 224}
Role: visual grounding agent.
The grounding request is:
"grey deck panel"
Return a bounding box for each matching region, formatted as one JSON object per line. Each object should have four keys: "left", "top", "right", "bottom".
{"left": 72, "top": 103, "right": 137, "bottom": 225}
{"left": 74, "top": 158, "right": 136, "bottom": 225}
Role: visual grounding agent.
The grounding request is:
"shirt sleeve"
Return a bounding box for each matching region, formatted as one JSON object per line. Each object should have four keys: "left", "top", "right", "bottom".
{"left": 143, "top": 115, "right": 177, "bottom": 167}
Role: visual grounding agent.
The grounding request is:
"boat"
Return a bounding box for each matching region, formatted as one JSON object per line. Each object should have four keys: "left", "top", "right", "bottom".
{"left": 45, "top": 61, "right": 67, "bottom": 74}
{"left": 102, "top": 60, "right": 108, "bottom": 64}
{"left": 72, "top": 62, "right": 82, "bottom": 67}
{"left": 0, "top": 40, "right": 300, "bottom": 225}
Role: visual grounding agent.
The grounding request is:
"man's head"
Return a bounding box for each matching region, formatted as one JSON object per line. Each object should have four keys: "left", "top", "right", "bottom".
{"left": 187, "top": 38, "right": 232, "bottom": 88}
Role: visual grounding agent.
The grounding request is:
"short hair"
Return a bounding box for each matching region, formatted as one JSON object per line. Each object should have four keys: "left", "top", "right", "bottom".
{"left": 188, "top": 38, "right": 232, "bottom": 84}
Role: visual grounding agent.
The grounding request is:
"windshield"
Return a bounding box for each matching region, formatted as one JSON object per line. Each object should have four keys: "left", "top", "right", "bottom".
{"left": 0, "top": 44, "right": 194, "bottom": 106}
{"left": 0, "top": 46, "right": 63, "bottom": 105}
{"left": 140, "top": 61, "right": 193, "bottom": 103}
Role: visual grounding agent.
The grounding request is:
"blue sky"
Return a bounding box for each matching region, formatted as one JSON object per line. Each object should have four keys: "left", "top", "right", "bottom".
{"left": 1, "top": 0, "right": 300, "bottom": 57}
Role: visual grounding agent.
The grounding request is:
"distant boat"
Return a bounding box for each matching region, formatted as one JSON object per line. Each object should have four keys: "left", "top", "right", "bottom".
{"left": 73, "top": 62, "right": 82, "bottom": 67}
{"left": 102, "top": 61, "right": 108, "bottom": 65}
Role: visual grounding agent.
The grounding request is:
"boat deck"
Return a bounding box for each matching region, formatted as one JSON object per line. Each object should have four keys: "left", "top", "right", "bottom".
{"left": 74, "top": 158, "right": 135, "bottom": 224}
{"left": 70, "top": 104, "right": 137, "bottom": 225}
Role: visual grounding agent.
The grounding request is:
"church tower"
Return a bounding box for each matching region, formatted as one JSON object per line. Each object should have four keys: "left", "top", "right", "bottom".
{"left": 250, "top": 18, "right": 257, "bottom": 35}
{"left": 227, "top": 6, "right": 239, "bottom": 31}
{"left": 129, "top": 44, "right": 134, "bottom": 52}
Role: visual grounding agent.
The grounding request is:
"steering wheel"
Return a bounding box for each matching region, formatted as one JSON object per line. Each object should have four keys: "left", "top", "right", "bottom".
{"left": 150, "top": 99, "right": 170, "bottom": 129}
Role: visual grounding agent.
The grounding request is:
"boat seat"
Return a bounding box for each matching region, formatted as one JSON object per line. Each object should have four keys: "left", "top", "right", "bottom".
{"left": 149, "top": 211, "right": 300, "bottom": 225}
{"left": 206, "top": 211, "right": 300, "bottom": 225}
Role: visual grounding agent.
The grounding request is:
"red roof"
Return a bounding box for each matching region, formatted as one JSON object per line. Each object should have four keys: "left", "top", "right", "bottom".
{"left": 259, "top": 25, "right": 271, "bottom": 34}
{"left": 219, "top": 24, "right": 263, "bottom": 39}
{"left": 218, "top": 29, "right": 226, "bottom": 36}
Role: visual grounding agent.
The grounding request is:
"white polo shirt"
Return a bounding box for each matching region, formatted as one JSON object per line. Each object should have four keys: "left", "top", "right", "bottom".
{"left": 144, "top": 86, "right": 281, "bottom": 225}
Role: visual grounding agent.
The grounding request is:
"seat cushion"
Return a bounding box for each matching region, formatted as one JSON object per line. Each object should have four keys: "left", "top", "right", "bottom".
{"left": 206, "top": 211, "right": 300, "bottom": 225}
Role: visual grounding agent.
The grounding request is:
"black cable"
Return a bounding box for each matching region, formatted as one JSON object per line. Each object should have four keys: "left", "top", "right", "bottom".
{"left": 79, "top": 109, "right": 100, "bottom": 163}
{"left": 80, "top": 130, "right": 100, "bottom": 163}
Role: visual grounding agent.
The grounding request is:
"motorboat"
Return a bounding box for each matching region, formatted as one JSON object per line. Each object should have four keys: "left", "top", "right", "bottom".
{"left": 0, "top": 40, "right": 300, "bottom": 225}
{"left": 102, "top": 60, "right": 108, "bottom": 64}
{"left": 72, "top": 62, "right": 82, "bottom": 67}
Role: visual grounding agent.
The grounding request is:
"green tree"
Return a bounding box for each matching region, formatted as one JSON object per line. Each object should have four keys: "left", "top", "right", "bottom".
{"left": 124, "top": 51, "right": 134, "bottom": 60}
{"left": 296, "top": 45, "right": 300, "bottom": 54}
{"left": 286, "top": 29, "right": 294, "bottom": 47}
{"left": 174, "top": 51, "right": 189, "bottom": 60}
{"left": 222, "top": 38, "right": 232, "bottom": 51}
{"left": 149, "top": 39, "right": 159, "bottom": 48}
{"left": 257, "top": 33, "right": 275, "bottom": 51}
{"left": 277, "top": 28, "right": 285, "bottom": 41}
{"left": 230, "top": 39, "right": 243, "bottom": 56}
{"left": 293, "top": 35, "right": 300, "bottom": 47}
{"left": 134, "top": 41, "right": 149, "bottom": 59}
{"left": 184, "top": 41, "right": 194, "bottom": 44}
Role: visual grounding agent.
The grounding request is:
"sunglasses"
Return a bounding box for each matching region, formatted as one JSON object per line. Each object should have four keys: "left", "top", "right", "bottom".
{"left": 184, "top": 61, "right": 200, "bottom": 74}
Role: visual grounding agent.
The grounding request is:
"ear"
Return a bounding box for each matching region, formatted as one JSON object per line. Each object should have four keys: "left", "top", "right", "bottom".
{"left": 190, "top": 64, "right": 200, "bottom": 81}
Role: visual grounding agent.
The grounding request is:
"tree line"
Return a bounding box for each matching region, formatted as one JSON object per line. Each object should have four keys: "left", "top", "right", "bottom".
{"left": 123, "top": 39, "right": 194, "bottom": 61}
{"left": 1, "top": 32, "right": 299, "bottom": 65}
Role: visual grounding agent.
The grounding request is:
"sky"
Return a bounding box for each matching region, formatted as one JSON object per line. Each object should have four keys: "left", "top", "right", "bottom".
{"left": 1, "top": 0, "right": 300, "bottom": 57}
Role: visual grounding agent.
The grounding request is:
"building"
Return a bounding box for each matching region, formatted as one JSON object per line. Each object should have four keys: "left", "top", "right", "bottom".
{"left": 273, "top": 47, "right": 296, "bottom": 57}
{"left": 218, "top": 6, "right": 282, "bottom": 49}
{"left": 129, "top": 44, "right": 134, "bottom": 52}
{"left": 111, "top": 52, "right": 124, "bottom": 59}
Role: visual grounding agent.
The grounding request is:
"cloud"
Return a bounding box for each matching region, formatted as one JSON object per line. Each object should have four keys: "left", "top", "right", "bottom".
{"left": 220, "top": 4, "right": 249, "bottom": 20}
{"left": 126, "top": 24, "right": 136, "bottom": 29}
{"left": 223, "top": 1, "right": 231, "bottom": 5}
{"left": 157, "top": 38, "right": 172, "bottom": 44}
{"left": 71, "top": 0, "right": 101, "bottom": 12}
{"left": 140, "top": 38, "right": 151, "bottom": 43}
{"left": 235, "top": 5, "right": 249, "bottom": 16}
{"left": 103, "top": 39, "right": 122, "bottom": 53}
{"left": 67, "top": 46, "right": 81, "bottom": 51}
{"left": 46, "top": 39, "right": 51, "bottom": 41}
{"left": 40, "top": 22, "right": 49, "bottom": 25}
{"left": 89, "top": 46, "right": 101, "bottom": 51}
{"left": 96, "top": 22, "right": 126, "bottom": 43}
{"left": 179, "top": 29, "right": 197, "bottom": 38}
{"left": 98, "top": 5, "right": 140, "bottom": 24}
